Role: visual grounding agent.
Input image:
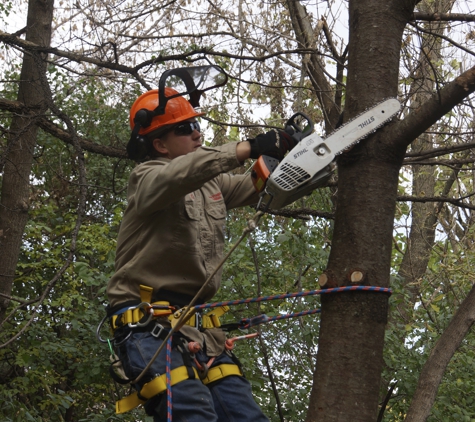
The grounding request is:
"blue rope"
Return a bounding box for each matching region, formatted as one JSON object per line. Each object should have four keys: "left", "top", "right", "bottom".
{"left": 194, "top": 285, "right": 392, "bottom": 311}
{"left": 166, "top": 336, "right": 172, "bottom": 422}
{"left": 194, "top": 286, "right": 391, "bottom": 330}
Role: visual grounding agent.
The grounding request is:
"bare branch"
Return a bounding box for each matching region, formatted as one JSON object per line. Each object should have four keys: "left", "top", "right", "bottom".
{"left": 397, "top": 194, "right": 475, "bottom": 210}
{"left": 409, "top": 22, "right": 475, "bottom": 58}
{"left": 0, "top": 29, "right": 319, "bottom": 77}
{"left": 412, "top": 12, "right": 475, "bottom": 23}
{"left": 404, "top": 141, "right": 475, "bottom": 162}
{"left": 405, "top": 283, "right": 475, "bottom": 422}
{"left": 390, "top": 66, "right": 475, "bottom": 150}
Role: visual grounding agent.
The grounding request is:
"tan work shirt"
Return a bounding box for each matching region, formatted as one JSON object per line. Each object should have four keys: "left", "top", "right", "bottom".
{"left": 107, "top": 142, "right": 259, "bottom": 309}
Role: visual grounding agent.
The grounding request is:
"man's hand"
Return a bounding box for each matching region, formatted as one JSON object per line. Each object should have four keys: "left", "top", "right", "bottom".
{"left": 248, "top": 130, "right": 298, "bottom": 160}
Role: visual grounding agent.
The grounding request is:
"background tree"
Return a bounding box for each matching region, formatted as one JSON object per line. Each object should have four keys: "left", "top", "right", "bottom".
{"left": 1, "top": 0, "right": 475, "bottom": 421}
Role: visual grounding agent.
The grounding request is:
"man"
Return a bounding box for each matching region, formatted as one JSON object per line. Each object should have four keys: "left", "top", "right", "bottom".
{"left": 106, "top": 86, "right": 296, "bottom": 421}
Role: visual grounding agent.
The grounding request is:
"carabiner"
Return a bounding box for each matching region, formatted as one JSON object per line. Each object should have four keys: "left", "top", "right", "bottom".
{"left": 96, "top": 314, "right": 110, "bottom": 343}
{"left": 128, "top": 302, "right": 153, "bottom": 328}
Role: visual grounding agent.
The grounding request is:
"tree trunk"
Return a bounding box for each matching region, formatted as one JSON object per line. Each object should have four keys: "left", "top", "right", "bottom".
{"left": 0, "top": 0, "right": 54, "bottom": 321}
{"left": 395, "top": 0, "right": 456, "bottom": 325}
{"left": 305, "top": 1, "right": 416, "bottom": 420}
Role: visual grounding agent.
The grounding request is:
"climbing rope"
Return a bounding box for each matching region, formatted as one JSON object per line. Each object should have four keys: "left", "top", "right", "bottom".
{"left": 195, "top": 285, "right": 392, "bottom": 311}
{"left": 166, "top": 336, "right": 173, "bottom": 422}
{"left": 198, "top": 285, "right": 391, "bottom": 330}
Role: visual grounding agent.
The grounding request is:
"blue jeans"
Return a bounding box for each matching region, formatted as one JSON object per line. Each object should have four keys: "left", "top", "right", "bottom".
{"left": 117, "top": 329, "right": 269, "bottom": 422}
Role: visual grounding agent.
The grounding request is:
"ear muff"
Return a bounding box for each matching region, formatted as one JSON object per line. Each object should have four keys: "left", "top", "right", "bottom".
{"left": 133, "top": 108, "right": 156, "bottom": 129}
{"left": 127, "top": 109, "right": 157, "bottom": 161}
{"left": 127, "top": 134, "right": 152, "bottom": 162}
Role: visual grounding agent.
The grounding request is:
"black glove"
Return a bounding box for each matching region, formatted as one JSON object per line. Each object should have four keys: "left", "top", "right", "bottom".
{"left": 248, "top": 130, "right": 298, "bottom": 160}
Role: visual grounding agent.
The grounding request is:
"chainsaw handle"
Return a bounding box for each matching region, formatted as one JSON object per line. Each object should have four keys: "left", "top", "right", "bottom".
{"left": 284, "top": 112, "right": 314, "bottom": 143}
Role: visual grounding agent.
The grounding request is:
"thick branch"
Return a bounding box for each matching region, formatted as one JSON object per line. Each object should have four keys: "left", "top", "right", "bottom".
{"left": 0, "top": 98, "right": 127, "bottom": 158}
{"left": 412, "top": 12, "right": 475, "bottom": 22}
{"left": 285, "top": 0, "right": 341, "bottom": 132}
{"left": 390, "top": 66, "right": 475, "bottom": 150}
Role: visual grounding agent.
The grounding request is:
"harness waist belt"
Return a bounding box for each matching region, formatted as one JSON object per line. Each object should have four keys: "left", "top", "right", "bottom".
{"left": 110, "top": 301, "right": 200, "bottom": 331}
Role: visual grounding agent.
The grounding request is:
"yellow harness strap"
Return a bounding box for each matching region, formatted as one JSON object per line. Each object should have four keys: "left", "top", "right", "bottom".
{"left": 140, "top": 284, "right": 153, "bottom": 303}
{"left": 116, "top": 366, "right": 199, "bottom": 414}
{"left": 111, "top": 301, "right": 174, "bottom": 330}
{"left": 115, "top": 363, "right": 243, "bottom": 413}
{"left": 201, "top": 305, "right": 230, "bottom": 329}
{"left": 201, "top": 363, "right": 243, "bottom": 385}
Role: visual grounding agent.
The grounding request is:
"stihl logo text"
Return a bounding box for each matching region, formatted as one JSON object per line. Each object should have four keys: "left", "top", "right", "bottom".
{"left": 293, "top": 148, "right": 308, "bottom": 159}
{"left": 358, "top": 116, "right": 375, "bottom": 129}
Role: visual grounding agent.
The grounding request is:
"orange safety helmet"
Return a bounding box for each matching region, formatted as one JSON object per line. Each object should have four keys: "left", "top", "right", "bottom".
{"left": 129, "top": 87, "right": 205, "bottom": 136}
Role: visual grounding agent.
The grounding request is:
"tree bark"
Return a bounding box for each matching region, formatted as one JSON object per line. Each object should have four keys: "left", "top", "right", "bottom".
{"left": 0, "top": 0, "right": 54, "bottom": 321}
{"left": 404, "top": 283, "right": 475, "bottom": 421}
{"left": 305, "top": 1, "right": 415, "bottom": 420}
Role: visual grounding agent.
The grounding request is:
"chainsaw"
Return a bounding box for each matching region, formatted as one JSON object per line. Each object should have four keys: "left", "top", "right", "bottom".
{"left": 251, "top": 98, "right": 401, "bottom": 210}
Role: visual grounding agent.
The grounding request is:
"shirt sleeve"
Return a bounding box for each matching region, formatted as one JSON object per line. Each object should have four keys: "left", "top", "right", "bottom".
{"left": 129, "top": 142, "right": 244, "bottom": 216}
{"left": 217, "top": 173, "right": 260, "bottom": 210}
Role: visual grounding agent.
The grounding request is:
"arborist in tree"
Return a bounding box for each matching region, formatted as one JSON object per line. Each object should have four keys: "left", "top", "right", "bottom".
{"left": 105, "top": 65, "right": 296, "bottom": 421}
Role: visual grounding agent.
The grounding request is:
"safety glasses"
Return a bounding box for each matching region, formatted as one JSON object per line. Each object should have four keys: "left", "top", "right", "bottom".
{"left": 173, "top": 121, "right": 201, "bottom": 136}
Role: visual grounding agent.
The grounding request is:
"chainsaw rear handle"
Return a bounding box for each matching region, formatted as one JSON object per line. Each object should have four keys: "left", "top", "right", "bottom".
{"left": 284, "top": 112, "right": 314, "bottom": 143}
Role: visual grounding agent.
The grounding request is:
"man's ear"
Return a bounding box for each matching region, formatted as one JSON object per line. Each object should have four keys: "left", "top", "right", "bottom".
{"left": 152, "top": 138, "right": 168, "bottom": 156}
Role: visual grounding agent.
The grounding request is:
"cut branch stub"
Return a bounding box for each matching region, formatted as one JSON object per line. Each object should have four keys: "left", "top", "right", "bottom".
{"left": 347, "top": 269, "right": 366, "bottom": 284}
{"left": 318, "top": 270, "right": 338, "bottom": 288}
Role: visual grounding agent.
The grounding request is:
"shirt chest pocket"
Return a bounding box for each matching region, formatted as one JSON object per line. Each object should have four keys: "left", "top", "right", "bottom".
{"left": 171, "top": 193, "right": 202, "bottom": 254}
{"left": 203, "top": 200, "right": 227, "bottom": 260}
{"left": 206, "top": 201, "right": 226, "bottom": 221}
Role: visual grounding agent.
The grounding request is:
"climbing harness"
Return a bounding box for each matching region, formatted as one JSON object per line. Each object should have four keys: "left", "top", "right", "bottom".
{"left": 99, "top": 284, "right": 392, "bottom": 416}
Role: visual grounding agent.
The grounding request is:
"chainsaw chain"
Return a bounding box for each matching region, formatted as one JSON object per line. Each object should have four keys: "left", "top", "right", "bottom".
{"left": 324, "top": 97, "right": 400, "bottom": 155}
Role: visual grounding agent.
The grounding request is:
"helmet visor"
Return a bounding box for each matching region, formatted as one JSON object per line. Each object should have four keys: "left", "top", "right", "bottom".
{"left": 157, "top": 65, "right": 228, "bottom": 114}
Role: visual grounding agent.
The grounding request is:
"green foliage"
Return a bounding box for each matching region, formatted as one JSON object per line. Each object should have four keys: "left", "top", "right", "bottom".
{"left": 0, "top": 68, "right": 139, "bottom": 420}
{"left": 217, "top": 209, "right": 331, "bottom": 421}
{"left": 382, "top": 236, "right": 475, "bottom": 421}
